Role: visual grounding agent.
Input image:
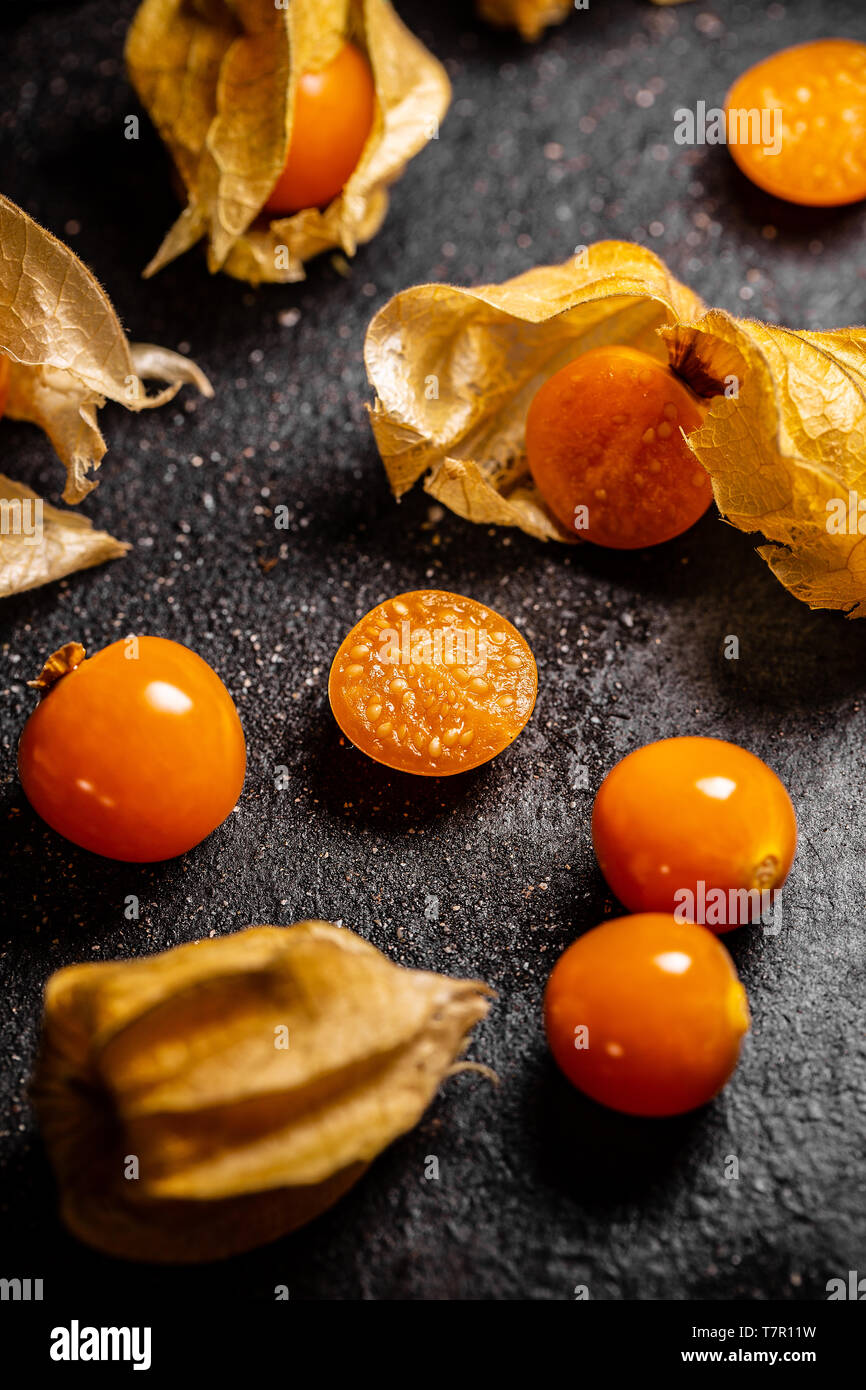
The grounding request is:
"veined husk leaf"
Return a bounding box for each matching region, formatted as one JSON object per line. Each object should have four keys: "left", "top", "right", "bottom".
{"left": 0, "top": 477, "right": 129, "bottom": 599}
{"left": 0, "top": 197, "right": 213, "bottom": 505}
{"left": 365, "top": 239, "right": 866, "bottom": 615}
{"left": 126, "top": 0, "right": 451, "bottom": 285}
{"left": 32, "top": 922, "right": 492, "bottom": 1263}
{"left": 664, "top": 313, "right": 866, "bottom": 616}
{"left": 0, "top": 195, "right": 211, "bottom": 597}
{"left": 476, "top": 0, "right": 572, "bottom": 42}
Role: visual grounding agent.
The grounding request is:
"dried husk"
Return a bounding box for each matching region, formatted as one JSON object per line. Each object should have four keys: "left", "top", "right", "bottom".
{"left": 32, "top": 922, "right": 492, "bottom": 1262}
{"left": 0, "top": 478, "right": 129, "bottom": 600}
{"left": 0, "top": 195, "right": 211, "bottom": 598}
{"left": 365, "top": 240, "right": 866, "bottom": 616}
{"left": 126, "top": 0, "right": 451, "bottom": 285}
{"left": 27, "top": 641, "right": 86, "bottom": 690}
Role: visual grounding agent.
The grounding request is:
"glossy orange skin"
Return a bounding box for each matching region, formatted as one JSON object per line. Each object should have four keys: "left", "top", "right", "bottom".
{"left": 725, "top": 40, "right": 866, "bottom": 207}
{"left": 544, "top": 914, "right": 750, "bottom": 1116}
{"left": 525, "top": 346, "right": 711, "bottom": 549}
{"left": 592, "top": 737, "right": 797, "bottom": 930}
{"left": 263, "top": 41, "right": 376, "bottom": 216}
{"left": 0, "top": 354, "right": 10, "bottom": 417}
{"left": 329, "top": 590, "right": 537, "bottom": 776}
{"left": 18, "top": 637, "right": 246, "bottom": 862}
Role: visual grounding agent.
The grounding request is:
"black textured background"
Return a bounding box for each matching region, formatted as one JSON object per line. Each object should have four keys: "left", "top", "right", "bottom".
{"left": 1, "top": 0, "right": 865, "bottom": 1303}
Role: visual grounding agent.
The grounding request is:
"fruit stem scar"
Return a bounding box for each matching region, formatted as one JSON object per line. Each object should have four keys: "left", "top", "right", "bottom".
{"left": 752, "top": 854, "right": 780, "bottom": 890}
{"left": 27, "top": 641, "right": 87, "bottom": 695}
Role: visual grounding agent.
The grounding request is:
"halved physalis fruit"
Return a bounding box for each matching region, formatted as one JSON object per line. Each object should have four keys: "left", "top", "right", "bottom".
{"left": 725, "top": 40, "right": 866, "bottom": 207}
{"left": 525, "top": 345, "right": 712, "bottom": 548}
{"left": 329, "top": 590, "right": 537, "bottom": 776}
{"left": 263, "top": 41, "right": 376, "bottom": 217}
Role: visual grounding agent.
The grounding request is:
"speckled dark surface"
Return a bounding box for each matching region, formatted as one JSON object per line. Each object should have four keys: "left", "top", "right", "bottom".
{"left": 1, "top": 0, "right": 865, "bottom": 1303}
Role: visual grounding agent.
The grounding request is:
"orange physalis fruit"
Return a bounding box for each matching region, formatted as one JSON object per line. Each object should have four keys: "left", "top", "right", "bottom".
{"left": 328, "top": 590, "right": 537, "bottom": 776}
{"left": 0, "top": 354, "right": 9, "bottom": 418}
{"left": 544, "top": 914, "right": 750, "bottom": 1117}
{"left": 263, "top": 40, "right": 376, "bottom": 217}
{"left": 525, "top": 346, "right": 712, "bottom": 548}
{"left": 724, "top": 40, "right": 866, "bottom": 207}
{"left": 18, "top": 637, "right": 246, "bottom": 862}
{"left": 591, "top": 737, "right": 797, "bottom": 930}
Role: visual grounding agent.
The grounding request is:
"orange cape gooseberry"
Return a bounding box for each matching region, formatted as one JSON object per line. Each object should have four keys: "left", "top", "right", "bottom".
{"left": 328, "top": 590, "right": 537, "bottom": 776}
{"left": 591, "top": 737, "right": 797, "bottom": 930}
{"left": 724, "top": 40, "right": 866, "bottom": 207}
{"left": 0, "top": 354, "right": 9, "bottom": 417}
{"left": 263, "top": 40, "right": 376, "bottom": 217}
{"left": 544, "top": 913, "right": 750, "bottom": 1117}
{"left": 18, "top": 636, "right": 246, "bottom": 862}
{"left": 525, "top": 345, "right": 712, "bottom": 548}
